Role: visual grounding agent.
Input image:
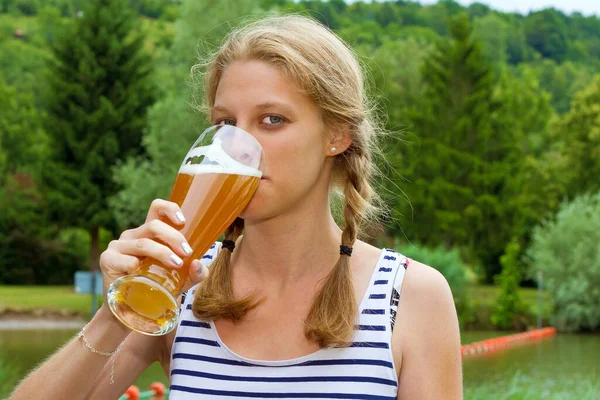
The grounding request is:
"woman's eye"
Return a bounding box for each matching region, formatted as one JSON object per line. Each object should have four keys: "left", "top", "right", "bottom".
{"left": 218, "top": 118, "right": 236, "bottom": 126}
{"left": 262, "top": 115, "right": 284, "bottom": 125}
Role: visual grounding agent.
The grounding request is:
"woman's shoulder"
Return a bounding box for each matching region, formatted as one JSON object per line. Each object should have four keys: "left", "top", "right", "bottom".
{"left": 391, "top": 257, "right": 459, "bottom": 356}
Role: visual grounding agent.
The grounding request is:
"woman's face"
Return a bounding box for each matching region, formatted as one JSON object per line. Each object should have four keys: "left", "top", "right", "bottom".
{"left": 211, "top": 60, "right": 333, "bottom": 222}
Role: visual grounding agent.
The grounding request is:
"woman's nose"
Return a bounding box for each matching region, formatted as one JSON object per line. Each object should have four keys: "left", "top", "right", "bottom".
{"left": 218, "top": 125, "right": 262, "bottom": 169}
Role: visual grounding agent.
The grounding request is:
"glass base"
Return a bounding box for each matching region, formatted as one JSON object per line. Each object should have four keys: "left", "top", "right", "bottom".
{"left": 107, "top": 275, "right": 179, "bottom": 336}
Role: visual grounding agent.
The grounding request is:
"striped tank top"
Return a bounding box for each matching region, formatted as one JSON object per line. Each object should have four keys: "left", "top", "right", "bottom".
{"left": 169, "top": 243, "right": 409, "bottom": 399}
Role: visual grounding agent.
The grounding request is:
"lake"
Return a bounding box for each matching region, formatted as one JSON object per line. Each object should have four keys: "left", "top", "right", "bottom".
{"left": 1, "top": 328, "right": 598, "bottom": 399}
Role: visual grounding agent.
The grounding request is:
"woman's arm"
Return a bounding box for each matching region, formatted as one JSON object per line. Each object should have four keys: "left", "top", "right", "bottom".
{"left": 393, "top": 260, "right": 463, "bottom": 400}
{"left": 9, "top": 304, "right": 160, "bottom": 400}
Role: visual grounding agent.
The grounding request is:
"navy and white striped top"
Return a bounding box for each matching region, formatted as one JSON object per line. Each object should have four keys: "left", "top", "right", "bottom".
{"left": 169, "top": 244, "right": 409, "bottom": 399}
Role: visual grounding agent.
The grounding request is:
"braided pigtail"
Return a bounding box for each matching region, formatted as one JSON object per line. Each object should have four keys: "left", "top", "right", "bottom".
{"left": 192, "top": 217, "right": 260, "bottom": 322}
{"left": 305, "top": 137, "right": 375, "bottom": 347}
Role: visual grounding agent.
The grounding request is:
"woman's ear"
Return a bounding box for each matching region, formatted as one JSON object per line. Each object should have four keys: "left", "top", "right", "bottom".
{"left": 327, "top": 125, "right": 352, "bottom": 156}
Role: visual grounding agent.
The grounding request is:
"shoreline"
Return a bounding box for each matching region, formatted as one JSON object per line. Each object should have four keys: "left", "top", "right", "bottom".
{"left": 0, "top": 309, "right": 86, "bottom": 330}
{"left": 0, "top": 318, "right": 86, "bottom": 330}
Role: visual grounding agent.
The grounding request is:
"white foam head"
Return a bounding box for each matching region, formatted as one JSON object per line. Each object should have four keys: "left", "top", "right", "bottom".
{"left": 179, "top": 136, "right": 262, "bottom": 178}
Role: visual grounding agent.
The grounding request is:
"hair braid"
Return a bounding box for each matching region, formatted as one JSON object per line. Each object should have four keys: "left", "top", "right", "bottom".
{"left": 304, "top": 144, "right": 374, "bottom": 347}
{"left": 192, "top": 218, "right": 260, "bottom": 322}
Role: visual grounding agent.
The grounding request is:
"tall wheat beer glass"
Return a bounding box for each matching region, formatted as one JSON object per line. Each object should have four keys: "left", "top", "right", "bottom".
{"left": 107, "top": 125, "right": 262, "bottom": 335}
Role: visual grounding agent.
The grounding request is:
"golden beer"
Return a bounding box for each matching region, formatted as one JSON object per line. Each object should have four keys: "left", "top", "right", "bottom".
{"left": 107, "top": 126, "right": 262, "bottom": 335}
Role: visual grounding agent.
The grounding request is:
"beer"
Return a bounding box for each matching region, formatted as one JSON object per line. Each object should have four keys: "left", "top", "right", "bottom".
{"left": 107, "top": 126, "right": 262, "bottom": 335}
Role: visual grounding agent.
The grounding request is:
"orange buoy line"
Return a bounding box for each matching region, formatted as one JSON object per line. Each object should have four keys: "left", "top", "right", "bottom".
{"left": 461, "top": 327, "right": 556, "bottom": 358}
{"left": 119, "top": 382, "right": 168, "bottom": 400}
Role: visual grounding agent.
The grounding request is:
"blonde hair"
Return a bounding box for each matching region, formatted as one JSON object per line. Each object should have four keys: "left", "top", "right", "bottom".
{"left": 191, "top": 14, "right": 383, "bottom": 347}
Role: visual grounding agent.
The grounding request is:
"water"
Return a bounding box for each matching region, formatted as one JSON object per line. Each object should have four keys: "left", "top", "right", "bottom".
{"left": 461, "top": 331, "right": 600, "bottom": 399}
{"left": 1, "top": 329, "right": 599, "bottom": 399}
{"left": 0, "top": 328, "right": 167, "bottom": 398}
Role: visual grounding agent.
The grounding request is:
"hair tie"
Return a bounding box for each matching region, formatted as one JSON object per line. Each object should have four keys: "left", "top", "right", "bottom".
{"left": 339, "top": 245, "right": 353, "bottom": 257}
{"left": 222, "top": 239, "right": 236, "bottom": 252}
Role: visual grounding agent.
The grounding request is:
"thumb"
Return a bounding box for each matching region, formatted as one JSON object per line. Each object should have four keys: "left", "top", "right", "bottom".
{"left": 180, "top": 259, "right": 210, "bottom": 294}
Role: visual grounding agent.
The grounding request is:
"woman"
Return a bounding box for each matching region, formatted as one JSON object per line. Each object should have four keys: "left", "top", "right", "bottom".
{"left": 11, "top": 15, "right": 462, "bottom": 400}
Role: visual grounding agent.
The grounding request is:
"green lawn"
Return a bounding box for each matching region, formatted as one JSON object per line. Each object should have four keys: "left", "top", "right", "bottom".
{"left": 0, "top": 286, "right": 101, "bottom": 317}
{"left": 468, "top": 285, "right": 554, "bottom": 316}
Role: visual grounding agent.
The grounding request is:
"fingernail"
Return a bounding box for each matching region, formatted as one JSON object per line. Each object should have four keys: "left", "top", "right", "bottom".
{"left": 170, "top": 254, "right": 183, "bottom": 266}
{"left": 196, "top": 264, "right": 206, "bottom": 275}
{"left": 176, "top": 211, "right": 186, "bottom": 223}
{"left": 182, "top": 242, "right": 192, "bottom": 255}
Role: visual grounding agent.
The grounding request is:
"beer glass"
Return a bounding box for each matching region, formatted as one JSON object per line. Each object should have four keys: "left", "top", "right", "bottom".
{"left": 107, "top": 125, "right": 262, "bottom": 336}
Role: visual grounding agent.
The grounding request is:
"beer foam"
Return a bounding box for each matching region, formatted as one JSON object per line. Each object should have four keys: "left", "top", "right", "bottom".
{"left": 178, "top": 138, "right": 262, "bottom": 178}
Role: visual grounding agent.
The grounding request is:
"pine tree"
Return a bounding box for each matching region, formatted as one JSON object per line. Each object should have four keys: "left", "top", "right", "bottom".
{"left": 43, "top": 0, "right": 154, "bottom": 273}
{"left": 397, "top": 13, "right": 524, "bottom": 280}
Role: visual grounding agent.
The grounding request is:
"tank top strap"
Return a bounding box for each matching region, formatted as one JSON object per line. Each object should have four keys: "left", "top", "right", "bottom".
{"left": 357, "top": 249, "right": 409, "bottom": 335}
{"left": 180, "top": 242, "right": 220, "bottom": 308}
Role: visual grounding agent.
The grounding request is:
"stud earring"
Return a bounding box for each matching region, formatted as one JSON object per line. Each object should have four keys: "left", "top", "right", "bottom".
{"left": 330, "top": 147, "right": 337, "bottom": 154}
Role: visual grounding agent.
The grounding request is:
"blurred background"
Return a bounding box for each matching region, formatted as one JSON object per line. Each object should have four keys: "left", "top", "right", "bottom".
{"left": 0, "top": 0, "right": 599, "bottom": 398}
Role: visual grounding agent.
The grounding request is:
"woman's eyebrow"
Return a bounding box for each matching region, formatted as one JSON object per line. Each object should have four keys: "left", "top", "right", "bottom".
{"left": 212, "top": 101, "right": 295, "bottom": 117}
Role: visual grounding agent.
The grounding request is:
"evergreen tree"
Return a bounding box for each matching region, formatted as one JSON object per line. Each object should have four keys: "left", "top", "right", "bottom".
{"left": 397, "top": 14, "right": 524, "bottom": 281}
{"left": 43, "top": 0, "right": 154, "bottom": 273}
{"left": 492, "top": 239, "right": 526, "bottom": 330}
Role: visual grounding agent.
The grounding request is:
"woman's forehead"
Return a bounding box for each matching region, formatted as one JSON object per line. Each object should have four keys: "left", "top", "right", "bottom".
{"left": 213, "top": 60, "right": 314, "bottom": 114}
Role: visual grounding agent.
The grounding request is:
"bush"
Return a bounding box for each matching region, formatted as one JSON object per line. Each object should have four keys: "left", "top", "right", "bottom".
{"left": 526, "top": 192, "right": 600, "bottom": 332}
{"left": 396, "top": 243, "right": 474, "bottom": 328}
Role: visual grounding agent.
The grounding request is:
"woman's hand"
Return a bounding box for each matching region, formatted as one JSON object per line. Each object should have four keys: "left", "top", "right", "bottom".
{"left": 99, "top": 199, "right": 210, "bottom": 299}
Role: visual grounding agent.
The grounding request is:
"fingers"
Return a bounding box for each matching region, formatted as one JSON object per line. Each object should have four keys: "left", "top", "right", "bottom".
{"left": 145, "top": 198, "right": 186, "bottom": 226}
{"left": 100, "top": 250, "right": 141, "bottom": 276}
{"left": 107, "top": 238, "right": 187, "bottom": 269}
{"left": 180, "top": 259, "right": 210, "bottom": 294}
{"left": 119, "top": 219, "right": 192, "bottom": 260}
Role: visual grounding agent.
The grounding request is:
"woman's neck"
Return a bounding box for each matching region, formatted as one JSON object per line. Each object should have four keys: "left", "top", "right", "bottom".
{"left": 234, "top": 202, "right": 343, "bottom": 288}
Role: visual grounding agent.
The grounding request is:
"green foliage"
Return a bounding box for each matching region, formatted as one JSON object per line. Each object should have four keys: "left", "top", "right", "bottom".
{"left": 0, "top": 174, "right": 86, "bottom": 284}
{"left": 524, "top": 9, "right": 570, "bottom": 62}
{"left": 395, "top": 13, "right": 526, "bottom": 282}
{"left": 473, "top": 13, "right": 509, "bottom": 65}
{"left": 521, "top": 59, "right": 595, "bottom": 114}
{"left": 43, "top": 0, "right": 154, "bottom": 237}
{"left": 552, "top": 75, "right": 600, "bottom": 198}
{"left": 526, "top": 192, "right": 600, "bottom": 333}
{"left": 491, "top": 239, "right": 526, "bottom": 330}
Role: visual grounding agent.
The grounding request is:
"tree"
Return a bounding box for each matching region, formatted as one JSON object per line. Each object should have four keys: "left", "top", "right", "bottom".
{"left": 553, "top": 75, "right": 600, "bottom": 198}
{"left": 43, "top": 0, "right": 154, "bottom": 274}
{"left": 397, "top": 14, "right": 525, "bottom": 281}
{"left": 524, "top": 9, "right": 570, "bottom": 62}
{"left": 492, "top": 239, "right": 526, "bottom": 330}
{"left": 111, "top": 0, "right": 263, "bottom": 228}
{"left": 526, "top": 192, "right": 600, "bottom": 333}
{"left": 473, "top": 13, "right": 509, "bottom": 65}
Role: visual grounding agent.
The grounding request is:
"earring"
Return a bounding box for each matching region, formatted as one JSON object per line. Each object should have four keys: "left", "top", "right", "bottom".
{"left": 330, "top": 147, "right": 337, "bottom": 154}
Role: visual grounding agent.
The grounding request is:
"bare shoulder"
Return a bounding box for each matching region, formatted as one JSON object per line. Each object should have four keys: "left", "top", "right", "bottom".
{"left": 392, "top": 259, "right": 463, "bottom": 399}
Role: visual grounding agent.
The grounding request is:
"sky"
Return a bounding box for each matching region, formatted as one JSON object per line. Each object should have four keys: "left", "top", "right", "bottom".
{"left": 418, "top": 0, "right": 600, "bottom": 16}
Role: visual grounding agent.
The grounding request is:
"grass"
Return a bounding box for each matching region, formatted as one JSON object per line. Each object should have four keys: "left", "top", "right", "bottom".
{"left": 464, "top": 370, "right": 600, "bottom": 400}
{"left": 467, "top": 285, "right": 555, "bottom": 323}
{"left": 0, "top": 285, "right": 100, "bottom": 317}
